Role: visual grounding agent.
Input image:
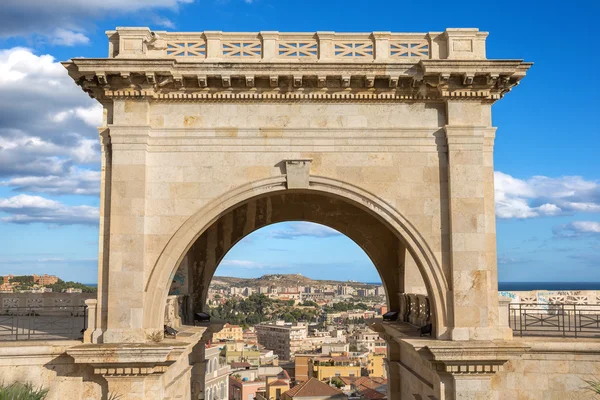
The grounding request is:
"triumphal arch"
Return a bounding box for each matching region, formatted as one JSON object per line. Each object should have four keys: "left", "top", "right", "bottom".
{"left": 60, "top": 28, "right": 543, "bottom": 399}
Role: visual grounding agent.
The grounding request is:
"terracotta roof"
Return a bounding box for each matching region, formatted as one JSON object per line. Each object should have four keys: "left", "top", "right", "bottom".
{"left": 231, "top": 362, "right": 252, "bottom": 368}
{"left": 339, "top": 376, "right": 359, "bottom": 386}
{"left": 269, "top": 380, "right": 290, "bottom": 387}
{"left": 357, "top": 386, "right": 386, "bottom": 400}
{"left": 352, "top": 377, "right": 387, "bottom": 390}
{"left": 278, "top": 369, "right": 291, "bottom": 380}
{"left": 284, "top": 378, "right": 344, "bottom": 398}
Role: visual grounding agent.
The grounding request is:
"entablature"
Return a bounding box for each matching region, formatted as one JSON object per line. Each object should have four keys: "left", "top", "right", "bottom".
{"left": 63, "top": 28, "right": 531, "bottom": 103}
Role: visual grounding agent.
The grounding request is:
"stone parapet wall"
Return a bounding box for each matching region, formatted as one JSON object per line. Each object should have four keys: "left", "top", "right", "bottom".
{"left": 0, "top": 292, "right": 96, "bottom": 310}
{"left": 107, "top": 27, "right": 488, "bottom": 61}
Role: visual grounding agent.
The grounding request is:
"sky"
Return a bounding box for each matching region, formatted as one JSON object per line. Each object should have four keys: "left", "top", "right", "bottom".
{"left": 0, "top": 0, "right": 598, "bottom": 284}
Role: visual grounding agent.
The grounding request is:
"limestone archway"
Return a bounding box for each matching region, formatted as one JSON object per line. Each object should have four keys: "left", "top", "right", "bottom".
{"left": 144, "top": 175, "right": 449, "bottom": 337}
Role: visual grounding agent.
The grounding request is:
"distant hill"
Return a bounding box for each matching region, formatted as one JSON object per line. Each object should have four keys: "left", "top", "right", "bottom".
{"left": 210, "top": 274, "right": 380, "bottom": 289}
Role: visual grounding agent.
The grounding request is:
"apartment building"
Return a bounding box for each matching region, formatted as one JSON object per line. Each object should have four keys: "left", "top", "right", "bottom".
{"left": 255, "top": 321, "right": 308, "bottom": 360}
{"left": 205, "top": 344, "right": 230, "bottom": 400}
{"left": 214, "top": 323, "right": 244, "bottom": 341}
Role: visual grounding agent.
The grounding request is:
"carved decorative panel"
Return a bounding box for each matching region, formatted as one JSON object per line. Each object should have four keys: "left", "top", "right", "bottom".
{"left": 548, "top": 296, "right": 566, "bottom": 304}
{"left": 334, "top": 42, "right": 373, "bottom": 58}
{"left": 520, "top": 296, "right": 537, "bottom": 304}
{"left": 2, "top": 298, "right": 19, "bottom": 308}
{"left": 54, "top": 298, "right": 73, "bottom": 308}
{"left": 390, "top": 41, "right": 429, "bottom": 58}
{"left": 222, "top": 41, "right": 261, "bottom": 58}
{"left": 568, "top": 295, "right": 589, "bottom": 305}
{"left": 26, "top": 298, "right": 43, "bottom": 309}
{"left": 166, "top": 42, "right": 206, "bottom": 57}
{"left": 278, "top": 41, "right": 318, "bottom": 58}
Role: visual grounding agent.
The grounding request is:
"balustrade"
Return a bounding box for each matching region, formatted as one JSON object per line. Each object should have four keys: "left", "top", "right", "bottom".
{"left": 109, "top": 28, "right": 488, "bottom": 61}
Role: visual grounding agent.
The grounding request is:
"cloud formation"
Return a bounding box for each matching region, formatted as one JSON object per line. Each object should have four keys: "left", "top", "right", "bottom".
{"left": 0, "top": 0, "right": 193, "bottom": 43}
{"left": 269, "top": 222, "right": 342, "bottom": 240}
{"left": 553, "top": 221, "right": 600, "bottom": 238}
{"left": 0, "top": 194, "right": 99, "bottom": 225}
{"left": 495, "top": 171, "right": 600, "bottom": 219}
{"left": 0, "top": 47, "right": 101, "bottom": 195}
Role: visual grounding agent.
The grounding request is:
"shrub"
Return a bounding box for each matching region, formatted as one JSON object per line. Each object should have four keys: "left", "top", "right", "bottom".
{"left": 0, "top": 382, "right": 48, "bottom": 400}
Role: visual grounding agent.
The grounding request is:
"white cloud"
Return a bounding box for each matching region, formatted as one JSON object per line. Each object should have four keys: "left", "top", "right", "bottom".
{"left": 151, "top": 16, "right": 177, "bottom": 29}
{"left": 270, "top": 222, "right": 341, "bottom": 240}
{"left": 1, "top": 169, "right": 100, "bottom": 196}
{"left": 0, "top": 48, "right": 102, "bottom": 195}
{"left": 0, "top": 0, "right": 194, "bottom": 43}
{"left": 51, "top": 104, "right": 103, "bottom": 127}
{"left": 495, "top": 171, "right": 600, "bottom": 219}
{"left": 0, "top": 194, "right": 99, "bottom": 225}
{"left": 554, "top": 221, "right": 600, "bottom": 237}
{"left": 51, "top": 29, "right": 90, "bottom": 46}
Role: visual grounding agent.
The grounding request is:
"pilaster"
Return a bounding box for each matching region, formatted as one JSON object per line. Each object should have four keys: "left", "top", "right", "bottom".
{"left": 103, "top": 115, "right": 150, "bottom": 343}
{"left": 445, "top": 100, "right": 503, "bottom": 341}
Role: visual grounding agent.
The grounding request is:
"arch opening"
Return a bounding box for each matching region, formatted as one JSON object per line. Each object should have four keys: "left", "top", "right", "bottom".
{"left": 146, "top": 178, "right": 449, "bottom": 339}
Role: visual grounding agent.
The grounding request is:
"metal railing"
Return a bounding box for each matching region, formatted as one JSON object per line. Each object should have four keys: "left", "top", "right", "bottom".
{"left": 509, "top": 303, "right": 600, "bottom": 338}
{"left": 0, "top": 306, "right": 87, "bottom": 341}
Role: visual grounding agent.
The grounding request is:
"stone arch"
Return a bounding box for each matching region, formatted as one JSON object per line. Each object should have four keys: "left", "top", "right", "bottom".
{"left": 144, "top": 175, "right": 449, "bottom": 337}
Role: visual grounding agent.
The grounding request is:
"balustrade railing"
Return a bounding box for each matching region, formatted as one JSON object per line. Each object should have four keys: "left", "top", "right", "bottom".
{"left": 0, "top": 305, "right": 87, "bottom": 341}
{"left": 509, "top": 303, "right": 600, "bottom": 338}
{"left": 108, "top": 28, "right": 488, "bottom": 62}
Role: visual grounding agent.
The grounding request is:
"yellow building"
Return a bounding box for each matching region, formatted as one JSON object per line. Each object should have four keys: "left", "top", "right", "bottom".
{"left": 309, "top": 356, "right": 361, "bottom": 381}
{"left": 265, "top": 373, "right": 291, "bottom": 400}
{"left": 213, "top": 323, "right": 243, "bottom": 341}
{"left": 367, "top": 352, "right": 387, "bottom": 378}
{"left": 223, "top": 341, "right": 261, "bottom": 365}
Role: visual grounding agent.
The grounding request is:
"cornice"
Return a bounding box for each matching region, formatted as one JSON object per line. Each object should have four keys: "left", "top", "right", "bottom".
{"left": 63, "top": 58, "right": 529, "bottom": 103}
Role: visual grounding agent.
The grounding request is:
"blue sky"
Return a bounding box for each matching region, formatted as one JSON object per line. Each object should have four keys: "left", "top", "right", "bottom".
{"left": 0, "top": 0, "right": 598, "bottom": 284}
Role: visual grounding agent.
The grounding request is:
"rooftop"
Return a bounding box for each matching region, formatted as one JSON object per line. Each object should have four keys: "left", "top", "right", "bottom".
{"left": 284, "top": 377, "right": 344, "bottom": 398}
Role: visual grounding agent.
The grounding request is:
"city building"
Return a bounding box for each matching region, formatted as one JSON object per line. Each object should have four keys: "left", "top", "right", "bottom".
{"left": 205, "top": 344, "right": 230, "bottom": 400}
{"left": 214, "top": 323, "right": 244, "bottom": 341}
{"left": 309, "top": 356, "right": 361, "bottom": 381}
{"left": 258, "top": 371, "right": 291, "bottom": 400}
{"left": 366, "top": 353, "right": 386, "bottom": 378}
{"left": 229, "top": 376, "right": 264, "bottom": 400}
{"left": 349, "top": 330, "right": 385, "bottom": 352}
{"left": 293, "top": 354, "right": 319, "bottom": 383}
{"left": 32, "top": 274, "right": 59, "bottom": 286}
{"left": 255, "top": 322, "right": 308, "bottom": 360}
{"left": 223, "top": 341, "right": 261, "bottom": 366}
{"left": 321, "top": 343, "right": 349, "bottom": 355}
{"left": 281, "top": 378, "right": 347, "bottom": 400}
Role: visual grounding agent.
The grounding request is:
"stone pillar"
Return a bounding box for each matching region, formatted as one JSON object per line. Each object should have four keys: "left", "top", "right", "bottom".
{"left": 205, "top": 31, "right": 223, "bottom": 60}
{"left": 498, "top": 296, "right": 513, "bottom": 340}
{"left": 102, "top": 100, "right": 150, "bottom": 343}
{"left": 95, "top": 128, "right": 111, "bottom": 344}
{"left": 260, "top": 31, "right": 279, "bottom": 60}
{"left": 84, "top": 299, "right": 98, "bottom": 344}
{"left": 372, "top": 32, "right": 391, "bottom": 61}
{"left": 316, "top": 32, "right": 335, "bottom": 60}
{"left": 445, "top": 100, "right": 503, "bottom": 341}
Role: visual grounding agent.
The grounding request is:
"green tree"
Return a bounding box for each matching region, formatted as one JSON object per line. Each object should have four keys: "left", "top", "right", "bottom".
{"left": 330, "top": 377, "right": 345, "bottom": 389}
